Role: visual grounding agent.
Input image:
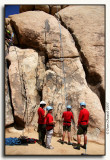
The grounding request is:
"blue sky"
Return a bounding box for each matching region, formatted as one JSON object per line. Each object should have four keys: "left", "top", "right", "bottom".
{"left": 5, "top": 5, "right": 20, "bottom": 18}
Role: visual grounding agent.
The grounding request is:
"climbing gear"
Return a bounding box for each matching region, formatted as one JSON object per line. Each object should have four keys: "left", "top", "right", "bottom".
{"left": 7, "top": 30, "right": 10, "bottom": 33}
{"left": 11, "top": 32, "right": 14, "bottom": 40}
{"left": 5, "top": 31, "right": 14, "bottom": 56}
{"left": 5, "top": 137, "right": 21, "bottom": 145}
{"left": 40, "top": 101, "right": 46, "bottom": 105}
{"left": 5, "top": 137, "right": 37, "bottom": 146}
{"left": 46, "top": 106, "right": 53, "bottom": 111}
{"left": 6, "top": 30, "right": 11, "bottom": 34}
{"left": 63, "top": 121, "right": 71, "bottom": 123}
{"left": 80, "top": 102, "right": 86, "bottom": 106}
{"left": 56, "top": 9, "right": 67, "bottom": 108}
{"left": 66, "top": 105, "right": 72, "bottom": 109}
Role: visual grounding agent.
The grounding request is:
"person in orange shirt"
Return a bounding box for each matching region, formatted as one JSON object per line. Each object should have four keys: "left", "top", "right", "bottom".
{"left": 74, "top": 102, "right": 89, "bottom": 150}
{"left": 37, "top": 101, "right": 47, "bottom": 146}
{"left": 61, "top": 105, "right": 75, "bottom": 145}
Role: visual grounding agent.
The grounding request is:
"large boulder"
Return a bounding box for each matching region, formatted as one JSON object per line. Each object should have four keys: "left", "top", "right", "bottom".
{"left": 43, "top": 57, "right": 104, "bottom": 142}
{"left": 19, "top": 5, "right": 35, "bottom": 13}
{"left": 5, "top": 46, "right": 40, "bottom": 127}
{"left": 57, "top": 6, "right": 105, "bottom": 110}
{"left": 5, "top": 61, "right": 14, "bottom": 126}
{"left": 35, "top": 5, "right": 50, "bottom": 13}
{"left": 9, "top": 11, "right": 79, "bottom": 58}
{"left": 19, "top": 5, "right": 68, "bottom": 15}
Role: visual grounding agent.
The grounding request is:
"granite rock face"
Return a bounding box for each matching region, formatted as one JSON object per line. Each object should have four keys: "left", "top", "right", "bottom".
{"left": 9, "top": 11, "right": 79, "bottom": 58}
{"left": 5, "top": 60, "right": 14, "bottom": 126}
{"left": 5, "top": 5, "right": 105, "bottom": 143}
{"left": 5, "top": 47, "right": 40, "bottom": 127}
{"left": 57, "top": 6, "right": 105, "bottom": 110}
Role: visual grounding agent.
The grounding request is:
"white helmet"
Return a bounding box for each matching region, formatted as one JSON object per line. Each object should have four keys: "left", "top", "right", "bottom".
{"left": 40, "top": 101, "right": 46, "bottom": 105}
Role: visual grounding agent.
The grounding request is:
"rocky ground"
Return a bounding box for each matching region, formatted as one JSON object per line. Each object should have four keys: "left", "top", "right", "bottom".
{"left": 5, "top": 127, "right": 105, "bottom": 156}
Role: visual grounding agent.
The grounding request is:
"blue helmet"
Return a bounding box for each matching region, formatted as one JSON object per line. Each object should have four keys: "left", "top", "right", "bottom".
{"left": 46, "top": 106, "right": 53, "bottom": 111}
{"left": 80, "top": 102, "right": 86, "bottom": 106}
{"left": 66, "top": 105, "right": 72, "bottom": 109}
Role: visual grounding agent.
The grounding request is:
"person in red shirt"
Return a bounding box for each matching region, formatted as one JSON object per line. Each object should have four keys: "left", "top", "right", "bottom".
{"left": 46, "top": 106, "right": 56, "bottom": 149}
{"left": 74, "top": 102, "right": 89, "bottom": 150}
{"left": 61, "top": 105, "right": 75, "bottom": 145}
{"left": 37, "top": 101, "right": 47, "bottom": 146}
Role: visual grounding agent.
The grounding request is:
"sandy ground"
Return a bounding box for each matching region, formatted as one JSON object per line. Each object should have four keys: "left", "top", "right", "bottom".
{"left": 5, "top": 127, "right": 105, "bottom": 156}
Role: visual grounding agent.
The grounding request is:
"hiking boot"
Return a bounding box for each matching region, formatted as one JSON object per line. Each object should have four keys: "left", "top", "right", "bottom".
{"left": 46, "top": 145, "right": 54, "bottom": 149}
{"left": 42, "top": 142, "right": 46, "bottom": 147}
{"left": 60, "top": 140, "right": 64, "bottom": 144}
{"left": 49, "top": 145, "right": 54, "bottom": 149}
{"left": 81, "top": 144, "right": 86, "bottom": 149}
{"left": 68, "top": 142, "right": 73, "bottom": 145}
{"left": 74, "top": 144, "right": 80, "bottom": 150}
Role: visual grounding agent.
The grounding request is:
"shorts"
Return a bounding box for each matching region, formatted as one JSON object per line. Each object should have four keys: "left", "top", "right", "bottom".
{"left": 77, "top": 124, "right": 88, "bottom": 135}
{"left": 63, "top": 125, "right": 71, "bottom": 132}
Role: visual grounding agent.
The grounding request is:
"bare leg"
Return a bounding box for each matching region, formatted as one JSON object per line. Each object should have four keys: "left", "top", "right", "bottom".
{"left": 77, "top": 135, "right": 81, "bottom": 144}
{"left": 62, "top": 131, "right": 66, "bottom": 141}
{"left": 74, "top": 135, "right": 81, "bottom": 149}
{"left": 68, "top": 132, "right": 71, "bottom": 143}
{"left": 84, "top": 134, "right": 87, "bottom": 145}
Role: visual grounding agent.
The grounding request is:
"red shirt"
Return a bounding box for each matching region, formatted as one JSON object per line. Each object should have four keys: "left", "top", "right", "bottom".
{"left": 46, "top": 113, "right": 54, "bottom": 131}
{"left": 62, "top": 111, "right": 74, "bottom": 126}
{"left": 38, "top": 107, "right": 46, "bottom": 124}
{"left": 78, "top": 108, "right": 89, "bottom": 125}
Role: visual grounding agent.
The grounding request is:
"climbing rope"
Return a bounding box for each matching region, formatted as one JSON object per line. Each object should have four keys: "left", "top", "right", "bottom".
{"left": 56, "top": 11, "right": 67, "bottom": 108}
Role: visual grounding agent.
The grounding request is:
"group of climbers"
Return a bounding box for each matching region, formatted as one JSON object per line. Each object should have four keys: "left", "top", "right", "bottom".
{"left": 5, "top": 28, "right": 89, "bottom": 151}
{"left": 37, "top": 101, "right": 56, "bottom": 149}
{"left": 37, "top": 101, "right": 89, "bottom": 150}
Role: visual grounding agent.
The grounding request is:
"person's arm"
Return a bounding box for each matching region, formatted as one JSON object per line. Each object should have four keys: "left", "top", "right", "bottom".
{"left": 77, "top": 111, "right": 83, "bottom": 127}
{"left": 71, "top": 113, "right": 76, "bottom": 128}
{"left": 48, "top": 116, "right": 56, "bottom": 125}
{"left": 49, "top": 121, "right": 56, "bottom": 125}
{"left": 72, "top": 118, "right": 76, "bottom": 131}
{"left": 43, "top": 109, "right": 47, "bottom": 117}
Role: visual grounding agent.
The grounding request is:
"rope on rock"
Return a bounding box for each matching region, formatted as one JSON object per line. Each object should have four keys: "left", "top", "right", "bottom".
{"left": 56, "top": 10, "right": 68, "bottom": 108}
